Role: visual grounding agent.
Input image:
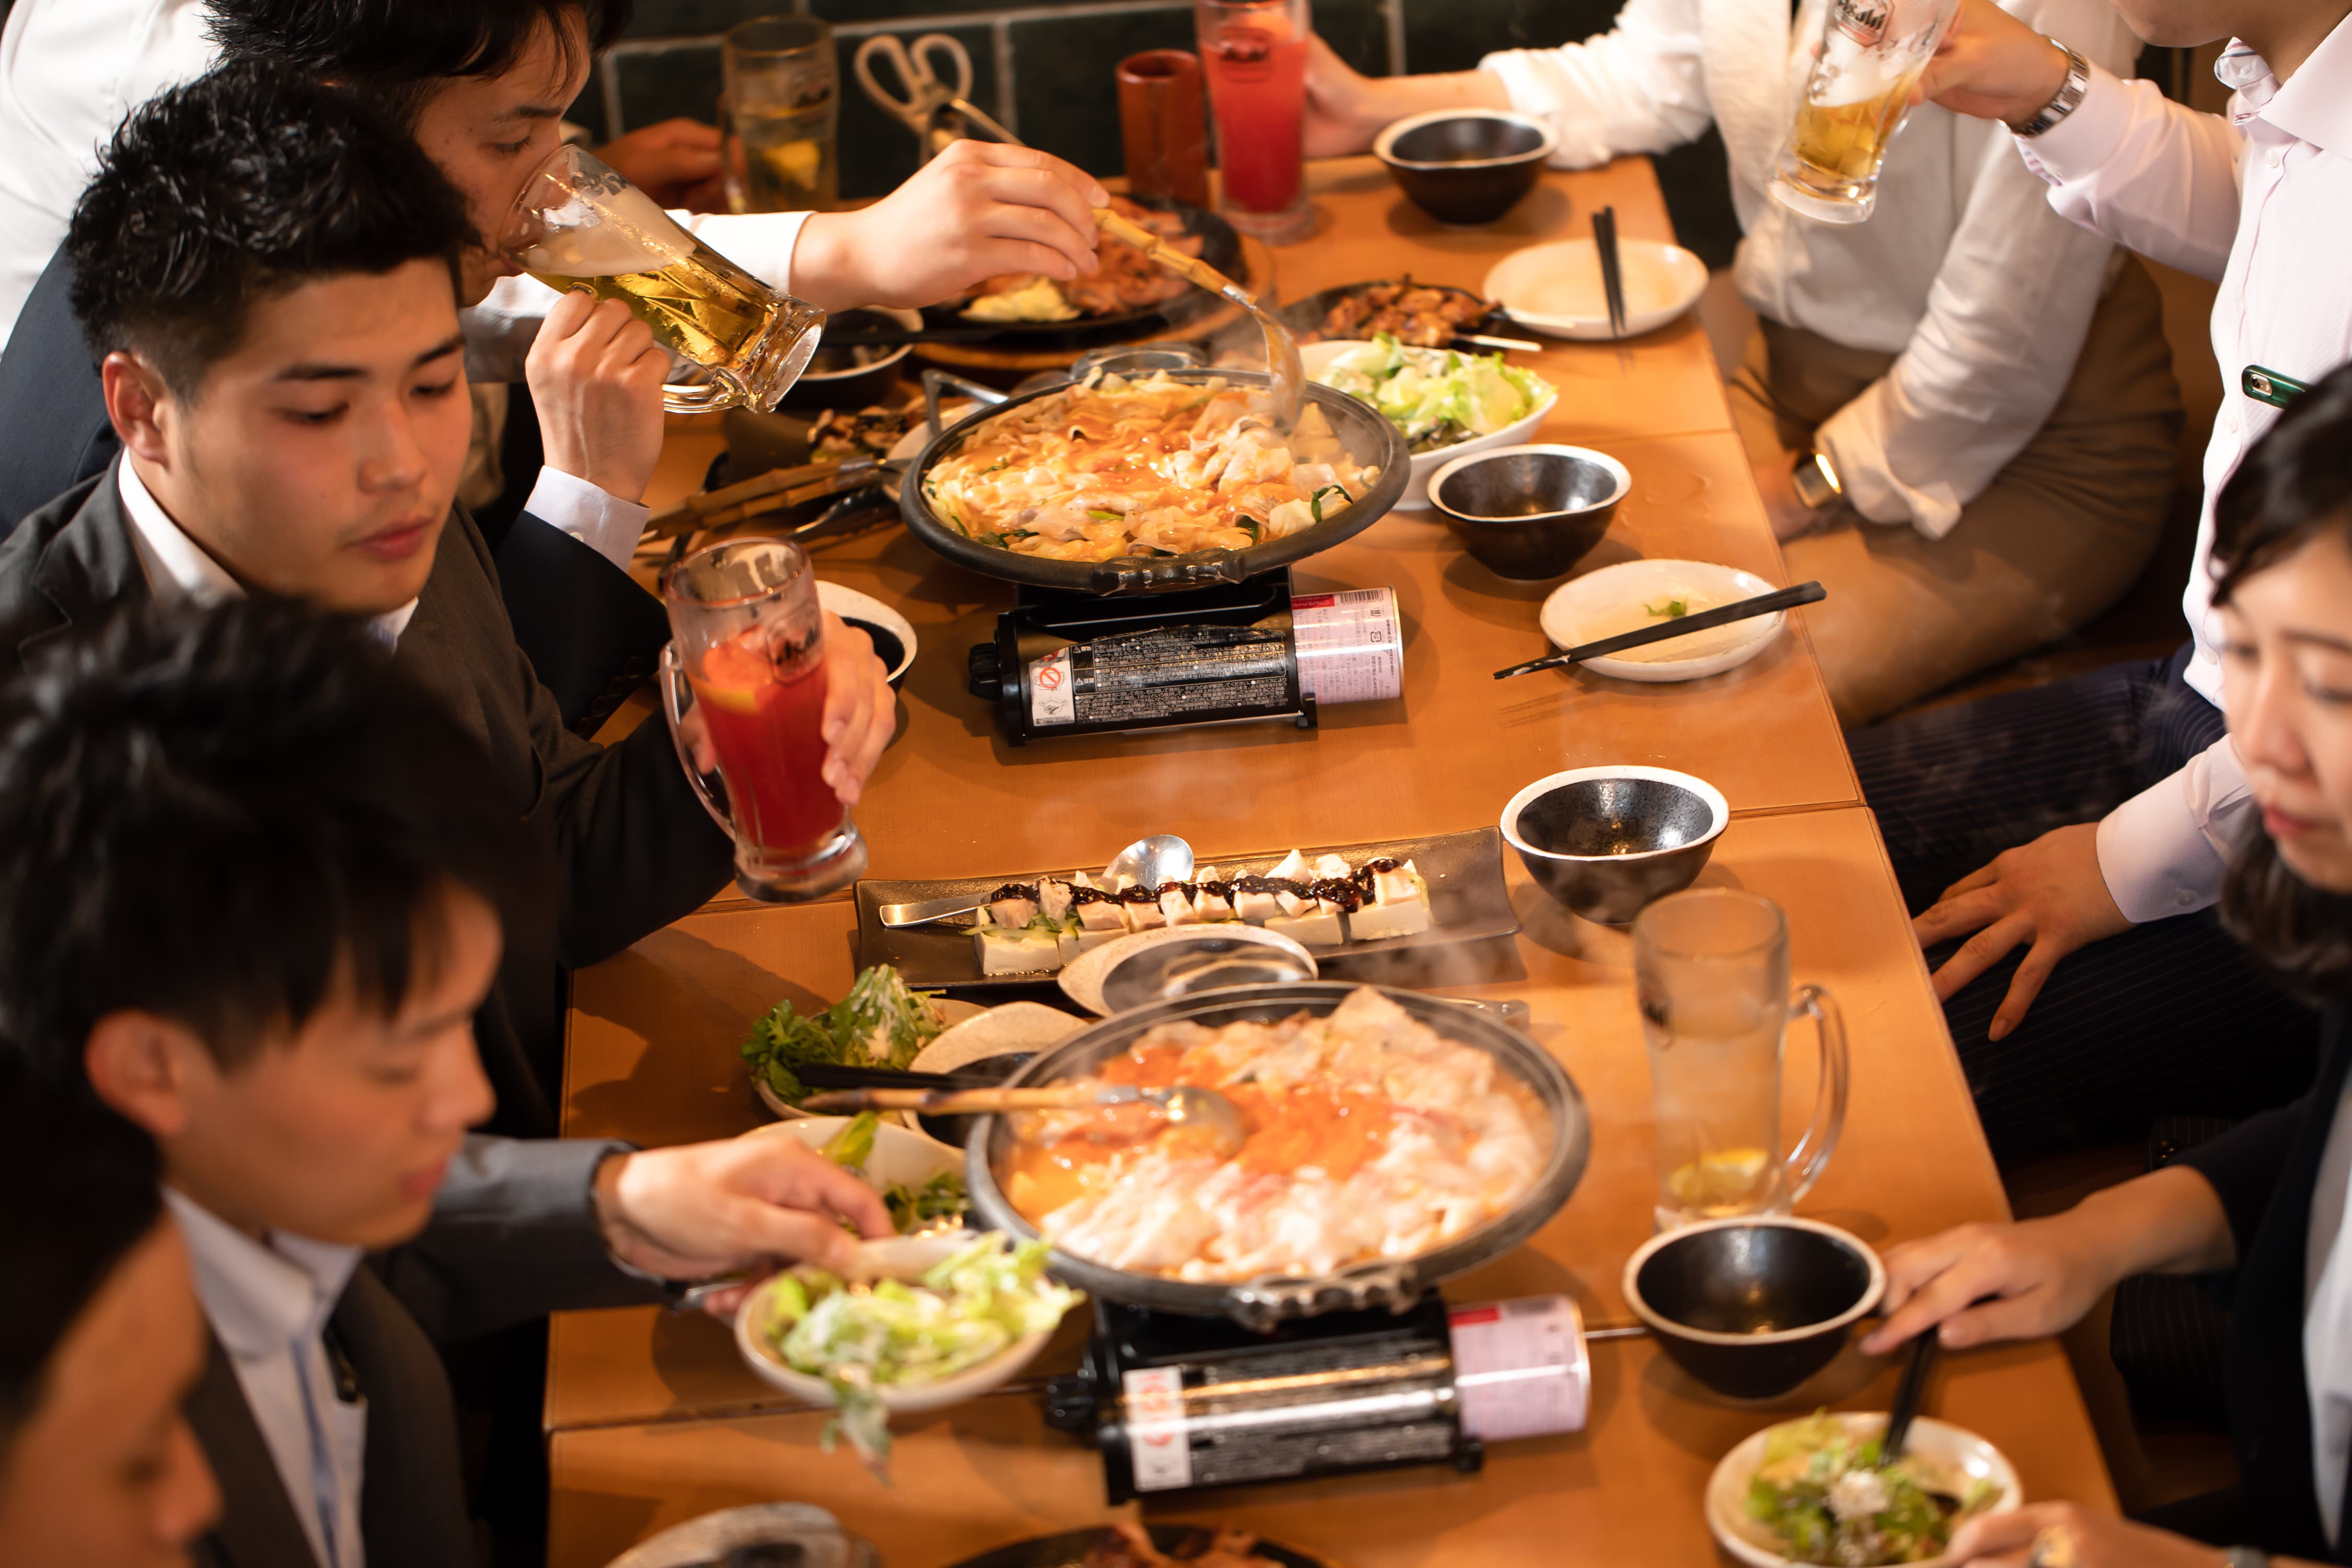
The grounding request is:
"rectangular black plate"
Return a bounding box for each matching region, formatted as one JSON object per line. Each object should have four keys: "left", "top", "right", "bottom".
{"left": 854, "top": 827, "right": 1519, "bottom": 991}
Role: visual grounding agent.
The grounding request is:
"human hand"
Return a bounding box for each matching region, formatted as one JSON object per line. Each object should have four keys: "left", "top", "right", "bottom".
{"left": 1304, "top": 34, "right": 1388, "bottom": 157}
{"left": 1754, "top": 454, "right": 1818, "bottom": 540}
{"left": 1944, "top": 1502, "right": 2254, "bottom": 1567}
{"left": 1858, "top": 1215, "right": 2117, "bottom": 1358}
{"left": 525, "top": 290, "right": 668, "bottom": 503}
{"left": 593, "top": 1129, "right": 894, "bottom": 1302}
{"left": 1917, "top": 0, "right": 2071, "bottom": 126}
{"left": 789, "top": 140, "right": 1108, "bottom": 314}
{"left": 1912, "top": 822, "right": 2130, "bottom": 1040}
{"left": 596, "top": 118, "right": 728, "bottom": 210}
{"left": 817, "top": 612, "right": 894, "bottom": 808}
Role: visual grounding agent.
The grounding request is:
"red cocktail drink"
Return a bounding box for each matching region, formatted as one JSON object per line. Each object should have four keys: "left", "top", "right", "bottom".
{"left": 660, "top": 537, "right": 866, "bottom": 902}
{"left": 689, "top": 628, "right": 839, "bottom": 860}
{"left": 1197, "top": 0, "right": 1311, "bottom": 240}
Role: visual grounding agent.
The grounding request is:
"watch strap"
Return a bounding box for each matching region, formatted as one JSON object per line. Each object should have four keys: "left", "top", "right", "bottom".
{"left": 2010, "top": 40, "right": 2090, "bottom": 138}
{"left": 1790, "top": 448, "right": 1842, "bottom": 512}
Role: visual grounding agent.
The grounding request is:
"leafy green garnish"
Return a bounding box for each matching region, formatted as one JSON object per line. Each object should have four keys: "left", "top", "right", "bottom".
{"left": 739, "top": 965, "right": 945, "bottom": 1105}
{"left": 1308, "top": 484, "right": 1347, "bottom": 525}
{"left": 884, "top": 1170, "right": 969, "bottom": 1232}
{"left": 1645, "top": 597, "right": 1689, "bottom": 618}
{"left": 822, "top": 1110, "right": 880, "bottom": 1170}
{"left": 1239, "top": 518, "right": 1262, "bottom": 543}
{"left": 1087, "top": 508, "right": 1123, "bottom": 522}
{"left": 1740, "top": 1411, "right": 1978, "bottom": 1565}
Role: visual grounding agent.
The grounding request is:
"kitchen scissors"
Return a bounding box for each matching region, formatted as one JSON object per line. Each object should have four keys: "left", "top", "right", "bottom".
{"left": 852, "top": 32, "right": 1018, "bottom": 159}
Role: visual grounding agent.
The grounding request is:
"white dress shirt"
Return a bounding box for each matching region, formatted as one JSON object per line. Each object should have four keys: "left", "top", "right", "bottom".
{"left": 1481, "top": 0, "right": 2140, "bottom": 538}
{"left": 2303, "top": 1079, "right": 2352, "bottom": 1547}
{"left": 0, "top": 0, "right": 813, "bottom": 570}
{"left": 118, "top": 459, "right": 421, "bottom": 648}
{"left": 2017, "top": 16, "right": 2352, "bottom": 923}
{"left": 165, "top": 1188, "right": 368, "bottom": 1568}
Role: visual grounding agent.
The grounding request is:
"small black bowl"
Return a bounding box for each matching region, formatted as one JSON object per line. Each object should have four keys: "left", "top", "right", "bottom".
{"left": 779, "top": 307, "right": 917, "bottom": 413}
{"left": 1374, "top": 110, "right": 1559, "bottom": 226}
{"left": 1431, "top": 444, "right": 1628, "bottom": 581}
{"left": 1501, "top": 766, "right": 1726, "bottom": 924}
{"left": 1624, "top": 1217, "right": 1886, "bottom": 1400}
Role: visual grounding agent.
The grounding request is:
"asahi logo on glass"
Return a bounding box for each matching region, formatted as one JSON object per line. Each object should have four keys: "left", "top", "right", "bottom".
{"left": 1831, "top": 0, "right": 1890, "bottom": 45}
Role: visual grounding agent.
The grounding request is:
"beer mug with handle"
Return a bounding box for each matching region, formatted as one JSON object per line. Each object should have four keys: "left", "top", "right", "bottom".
{"left": 503, "top": 144, "right": 826, "bottom": 412}
{"left": 1770, "top": 0, "right": 1963, "bottom": 224}
{"left": 1635, "top": 889, "right": 1849, "bottom": 1231}
{"left": 660, "top": 538, "right": 867, "bottom": 902}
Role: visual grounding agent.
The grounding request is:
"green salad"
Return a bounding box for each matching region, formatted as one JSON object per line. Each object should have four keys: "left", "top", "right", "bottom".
{"left": 1745, "top": 1413, "right": 1997, "bottom": 1565}
{"left": 818, "top": 1111, "right": 969, "bottom": 1234}
{"left": 1310, "top": 333, "right": 1554, "bottom": 454}
{"left": 741, "top": 964, "right": 946, "bottom": 1105}
{"left": 758, "top": 1232, "right": 1082, "bottom": 1464}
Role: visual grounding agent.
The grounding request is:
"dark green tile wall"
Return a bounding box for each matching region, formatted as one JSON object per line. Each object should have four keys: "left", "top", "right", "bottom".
{"left": 601, "top": 0, "right": 1738, "bottom": 260}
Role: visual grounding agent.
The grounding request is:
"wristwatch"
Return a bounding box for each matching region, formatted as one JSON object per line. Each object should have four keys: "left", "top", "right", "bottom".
{"left": 2223, "top": 1550, "right": 2272, "bottom": 1568}
{"left": 1790, "top": 447, "right": 1843, "bottom": 512}
{"left": 2009, "top": 39, "right": 2091, "bottom": 138}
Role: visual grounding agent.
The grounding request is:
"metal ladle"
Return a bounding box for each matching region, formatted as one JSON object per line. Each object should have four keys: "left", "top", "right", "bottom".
{"left": 801, "top": 1081, "right": 1246, "bottom": 1159}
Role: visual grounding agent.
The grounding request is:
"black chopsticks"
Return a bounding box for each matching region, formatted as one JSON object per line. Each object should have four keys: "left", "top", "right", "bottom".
{"left": 1492, "top": 581, "right": 1827, "bottom": 681}
{"left": 1593, "top": 205, "right": 1627, "bottom": 339}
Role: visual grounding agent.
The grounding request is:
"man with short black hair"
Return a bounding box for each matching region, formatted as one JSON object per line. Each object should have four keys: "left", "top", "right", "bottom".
{"left": 0, "top": 595, "right": 893, "bottom": 1568}
{"left": 0, "top": 1064, "right": 220, "bottom": 1567}
{"left": 0, "top": 66, "right": 896, "bottom": 1135}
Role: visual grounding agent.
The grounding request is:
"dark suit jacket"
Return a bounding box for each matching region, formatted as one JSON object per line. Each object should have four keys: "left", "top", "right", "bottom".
{"left": 2180, "top": 1005, "right": 2352, "bottom": 1561}
{"left": 0, "top": 245, "right": 670, "bottom": 731}
{"left": 188, "top": 1136, "right": 667, "bottom": 1568}
{"left": 0, "top": 466, "right": 737, "bottom": 1135}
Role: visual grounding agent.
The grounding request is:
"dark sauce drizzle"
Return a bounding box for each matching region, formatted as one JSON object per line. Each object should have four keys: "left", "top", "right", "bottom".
{"left": 986, "top": 858, "right": 1402, "bottom": 916}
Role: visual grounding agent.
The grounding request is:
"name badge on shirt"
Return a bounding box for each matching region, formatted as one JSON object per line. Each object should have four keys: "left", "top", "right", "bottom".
{"left": 2243, "top": 365, "right": 2309, "bottom": 409}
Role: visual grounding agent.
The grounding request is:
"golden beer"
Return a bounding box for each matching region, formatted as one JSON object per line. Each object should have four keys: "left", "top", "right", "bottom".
{"left": 505, "top": 146, "right": 824, "bottom": 413}
{"left": 1769, "top": 0, "right": 1957, "bottom": 224}
{"left": 1784, "top": 63, "right": 1928, "bottom": 183}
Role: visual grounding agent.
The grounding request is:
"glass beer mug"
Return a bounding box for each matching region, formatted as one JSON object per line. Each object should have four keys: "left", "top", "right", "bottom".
{"left": 502, "top": 143, "right": 826, "bottom": 412}
{"left": 1769, "top": 0, "right": 1963, "bottom": 224}
{"left": 1634, "top": 889, "right": 1850, "bottom": 1231}
{"left": 660, "top": 539, "right": 867, "bottom": 902}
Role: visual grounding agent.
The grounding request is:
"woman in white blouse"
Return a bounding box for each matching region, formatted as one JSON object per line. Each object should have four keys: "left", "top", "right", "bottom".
{"left": 1305, "top": 0, "right": 2181, "bottom": 725}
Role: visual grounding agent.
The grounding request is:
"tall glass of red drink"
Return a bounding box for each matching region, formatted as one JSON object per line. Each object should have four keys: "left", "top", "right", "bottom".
{"left": 659, "top": 537, "right": 866, "bottom": 901}
{"left": 1196, "top": 0, "right": 1312, "bottom": 243}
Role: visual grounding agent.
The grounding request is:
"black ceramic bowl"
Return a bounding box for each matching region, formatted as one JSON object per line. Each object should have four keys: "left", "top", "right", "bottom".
{"left": 1430, "top": 444, "right": 1628, "bottom": 581}
{"left": 1501, "top": 766, "right": 1727, "bottom": 924}
{"left": 1373, "top": 109, "right": 1559, "bottom": 226}
{"left": 1624, "top": 1217, "right": 1886, "bottom": 1400}
{"left": 779, "top": 307, "right": 917, "bottom": 413}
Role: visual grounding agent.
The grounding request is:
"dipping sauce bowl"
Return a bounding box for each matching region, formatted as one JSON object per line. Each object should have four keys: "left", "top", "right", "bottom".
{"left": 1431, "top": 444, "right": 1628, "bottom": 581}
{"left": 1624, "top": 1216, "right": 1886, "bottom": 1400}
{"left": 1373, "top": 109, "right": 1558, "bottom": 226}
{"left": 1501, "top": 765, "right": 1726, "bottom": 925}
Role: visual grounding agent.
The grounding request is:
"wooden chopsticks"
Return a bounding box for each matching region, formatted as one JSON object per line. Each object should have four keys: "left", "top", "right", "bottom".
{"left": 1593, "top": 205, "right": 1628, "bottom": 340}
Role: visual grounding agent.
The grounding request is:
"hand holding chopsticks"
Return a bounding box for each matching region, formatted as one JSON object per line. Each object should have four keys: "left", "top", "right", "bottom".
{"left": 1492, "top": 581, "right": 1826, "bottom": 680}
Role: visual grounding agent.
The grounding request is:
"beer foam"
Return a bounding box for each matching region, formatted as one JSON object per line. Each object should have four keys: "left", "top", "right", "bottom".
{"left": 518, "top": 182, "right": 692, "bottom": 277}
{"left": 1812, "top": 42, "right": 1912, "bottom": 107}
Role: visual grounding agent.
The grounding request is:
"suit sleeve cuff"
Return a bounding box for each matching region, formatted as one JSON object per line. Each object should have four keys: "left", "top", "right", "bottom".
{"left": 2094, "top": 736, "right": 2250, "bottom": 923}
{"left": 676, "top": 210, "right": 814, "bottom": 294}
{"left": 523, "top": 466, "right": 653, "bottom": 570}
{"left": 1814, "top": 390, "right": 1965, "bottom": 538}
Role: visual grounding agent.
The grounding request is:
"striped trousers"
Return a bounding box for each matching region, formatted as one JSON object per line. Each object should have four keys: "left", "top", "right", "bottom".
{"left": 1850, "top": 645, "right": 2323, "bottom": 1157}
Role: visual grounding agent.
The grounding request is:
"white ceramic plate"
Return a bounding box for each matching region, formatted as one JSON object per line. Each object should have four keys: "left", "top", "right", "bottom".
{"left": 1483, "top": 238, "right": 1709, "bottom": 341}
{"left": 814, "top": 580, "right": 916, "bottom": 685}
{"left": 907, "top": 1001, "right": 1090, "bottom": 1075}
{"left": 733, "top": 1232, "right": 1060, "bottom": 1413}
{"left": 743, "top": 1115, "right": 964, "bottom": 1190}
{"left": 1706, "top": 1412, "right": 2023, "bottom": 1567}
{"left": 753, "top": 997, "right": 986, "bottom": 1122}
{"left": 1057, "top": 924, "right": 1318, "bottom": 1017}
{"left": 1300, "top": 339, "right": 1559, "bottom": 510}
{"left": 1539, "top": 559, "right": 1784, "bottom": 683}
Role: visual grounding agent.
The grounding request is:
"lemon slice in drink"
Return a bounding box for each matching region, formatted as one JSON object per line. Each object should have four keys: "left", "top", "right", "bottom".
{"left": 1667, "top": 1147, "right": 1771, "bottom": 1212}
{"left": 760, "top": 140, "right": 822, "bottom": 189}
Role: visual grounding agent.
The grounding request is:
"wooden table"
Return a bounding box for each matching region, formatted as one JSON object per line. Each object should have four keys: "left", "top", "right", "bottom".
{"left": 548, "top": 154, "right": 2113, "bottom": 1565}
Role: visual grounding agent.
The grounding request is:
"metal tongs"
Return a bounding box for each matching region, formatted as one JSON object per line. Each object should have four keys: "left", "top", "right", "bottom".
{"left": 1091, "top": 204, "right": 1305, "bottom": 430}
{"left": 852, "top": 34, "right": 1017, "bottom": 161}
{"left": 642, "top": 455, "right": 905, "bottom": 543}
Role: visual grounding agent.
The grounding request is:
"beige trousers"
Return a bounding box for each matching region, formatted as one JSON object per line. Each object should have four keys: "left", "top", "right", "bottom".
{"left": 1732, "top": 256, "right": 2182, "bottom": 727}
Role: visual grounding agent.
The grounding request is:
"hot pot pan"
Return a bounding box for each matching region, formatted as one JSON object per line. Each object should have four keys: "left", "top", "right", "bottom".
{"left": 897, "top": 368, "right": 1411, "bottom": 597}
{"left": 961, "top": 982, "right": 1589, "bottom": 1330}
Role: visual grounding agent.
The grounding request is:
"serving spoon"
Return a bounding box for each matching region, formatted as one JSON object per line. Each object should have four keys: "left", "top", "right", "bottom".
{"left": 877, "top": 832, "right": 1194, "bottom": 929}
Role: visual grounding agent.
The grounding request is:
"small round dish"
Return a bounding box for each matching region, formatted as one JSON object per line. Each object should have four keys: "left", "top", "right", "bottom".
{"left": 753, "top": 998, "right": 985, "bottom": 1121}
{"left": 1540, "top": 559, "right": 1784, "bottom": 682}
{"left": 1300, "top": 340, "right": 1558, "bottom": 511}
{"left": 814, "top": 580, "right": 917, "bottom": 686}
{"left": 780, "top": 306, "right": 919, "bottom": 413}
{"left": 1374, "top": 109, "right": 1558, "bottom": 226}
{"left": 1706, "top": 1411, "right": 2023, "bottom": 1567}
{"left": 746, "top": 1115, "right": 964, "bottom": 1189}
{"left": 907, "top": 1002, "right": 1090, "bottom": 1075}
{"left": 1057, "top": 924, "right": 1318, "bottom": 1017}
{"left": 733, "top": 1232, "right": 1057, "bottom": 1412}
{"left": 1483, "top": 237, "right": 1709, "bottom": 340}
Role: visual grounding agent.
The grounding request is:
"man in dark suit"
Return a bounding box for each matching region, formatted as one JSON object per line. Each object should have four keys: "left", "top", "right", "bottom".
{"left": 0, "top": 1063, "right": 221, "bottom": 1567}
{"left": 0, "top": 596, "right": 895, "bottom": 1568}
{"left": 0, "top": 0, "right": 1113, "bottom": 730}
{"left": 0, "top": 66, "right": 897, "bottom": 1137}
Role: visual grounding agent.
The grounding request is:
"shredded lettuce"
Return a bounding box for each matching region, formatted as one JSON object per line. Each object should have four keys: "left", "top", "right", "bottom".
{"left": 1742, "top": 1411, "right": 1989, "bottom": 1565}
{"left": 818, "top": 1113, "right": 969, "bottom": 1233}
{"left": 739, "top": 965, "right": 945, "bottom": 1105}
{"left": 1311, "top": 333, "right": 1554, "bottom": 454}
{"left": 760, "top": 1233, "right": 1082, "bottom": 1467}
